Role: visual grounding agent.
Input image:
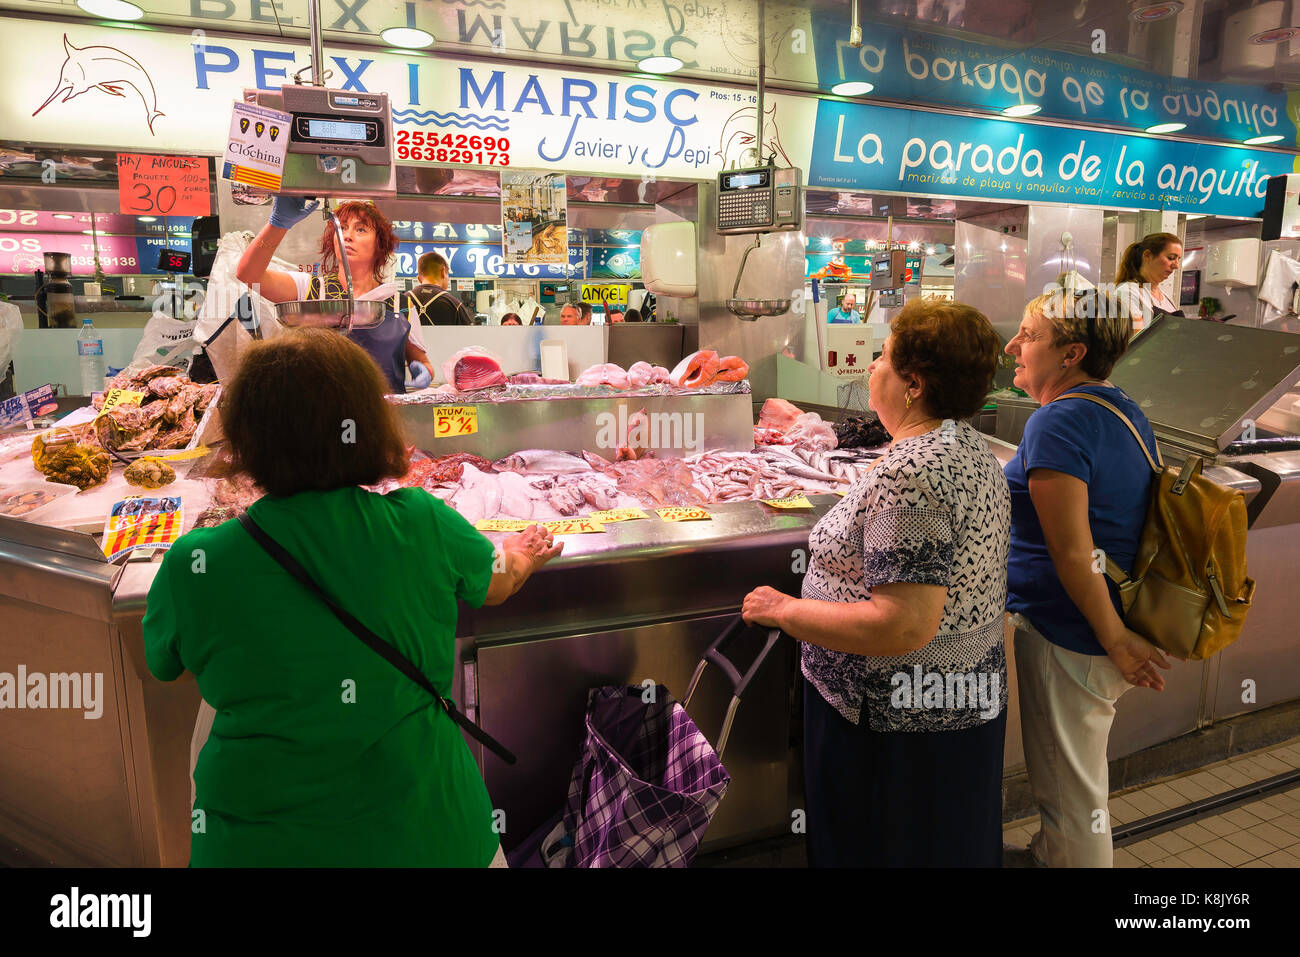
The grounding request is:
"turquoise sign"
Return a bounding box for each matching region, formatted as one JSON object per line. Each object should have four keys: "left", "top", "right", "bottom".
{"left": 814, "top": 17, "right": 1297, "bottom": 145}
{"left": 810, "top": 100, "right": 1295, "bottom": 218}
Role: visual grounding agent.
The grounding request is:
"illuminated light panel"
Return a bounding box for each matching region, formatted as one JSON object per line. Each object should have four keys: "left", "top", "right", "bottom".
{"left": 75, "top": 0, "right": 144, "bottom": 19}
{"left": 1002, "top": 104, "right": 1042, "bottom": 117}
{"left": 637, "top": 56, "right": 683, "bottom": 74}
{"left": 1146, "top": 122, "right": 1186, "bottom": 134}
{"left": 380, "top": 27, "right": 434, "bottom": 49}
{"left": 831, "top": 81, "right": 874, "bottom": 97}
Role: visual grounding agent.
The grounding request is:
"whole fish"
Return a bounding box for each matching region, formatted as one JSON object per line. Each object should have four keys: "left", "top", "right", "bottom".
{"left": 492, "top": 449, "right": 592, "bottom": 474}
{"left": 35, "top": 35, "right": 164, "bottom": 134}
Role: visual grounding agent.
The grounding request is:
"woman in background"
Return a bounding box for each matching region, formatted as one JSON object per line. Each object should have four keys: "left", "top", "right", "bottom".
{"left": 1114, "top": 232, "right": 1184, "bottom": 334}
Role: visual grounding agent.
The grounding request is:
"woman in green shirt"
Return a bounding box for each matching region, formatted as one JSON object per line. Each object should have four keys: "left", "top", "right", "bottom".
{"left": 143, "top": 329, "right": 560, "bottom": 866}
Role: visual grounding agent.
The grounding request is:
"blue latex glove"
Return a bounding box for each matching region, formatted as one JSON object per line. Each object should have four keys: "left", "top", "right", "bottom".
{"left": 408, "top": 361, "right": 432, "bottom": 389}
{"left": 269, "top": 196, "right": 321, "bottom": 230}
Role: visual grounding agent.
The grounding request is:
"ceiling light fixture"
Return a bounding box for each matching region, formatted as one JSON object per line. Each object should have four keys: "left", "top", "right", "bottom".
{"left": 1185, "top": 213, "right": 1208, "bottom": 220}
{"left": 1250, "top": 27, "right": 1300, "bottom": 45}
{"left": 1146, "top": 121, "right": 1186, "bottom": 134}
{"left": 1129, "top": 2, "right": 1184, "bottom": 22}
{"left": 1002, "top": 104, "right": 1042, "bottom": 117}
{"left": 75, "top": 0, "right": 144, "bottom": 19}
{"left": 831, "top": 80, "right": 874, "bottom": 97}
{"left": 1244, "top": 134, "right": 1285, "bottom": 145}
{"left": 52, "top": 213, "right": 75, "bottom": 220}
{"left": 637, "top": 55, "right": 683, "bottom": 75}
{"left": 381, "top": 27, "right": 434, "bottom": 49}
{"left": 138, "top": 215, "right": 157, "bottom": 222}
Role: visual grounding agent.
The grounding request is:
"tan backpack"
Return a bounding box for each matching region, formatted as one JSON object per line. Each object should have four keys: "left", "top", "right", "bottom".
{"left": 1060, "top": 393, "right": 1256, "bottom": 660}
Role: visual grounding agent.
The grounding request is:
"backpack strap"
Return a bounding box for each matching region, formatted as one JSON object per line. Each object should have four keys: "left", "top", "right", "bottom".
{"left": 1057, "top": 392, "right": 1164, "bottom": 474}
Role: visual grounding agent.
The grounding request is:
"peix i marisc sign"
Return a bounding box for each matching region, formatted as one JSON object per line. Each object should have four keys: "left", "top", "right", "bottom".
{"left": 4, "top": 17, "right": 810, "bottom": 181}
{"left": 813, "top": 16, "right": 1298, "bottom": 145}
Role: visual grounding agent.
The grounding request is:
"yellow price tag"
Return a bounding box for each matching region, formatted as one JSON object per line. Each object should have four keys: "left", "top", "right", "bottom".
{"left": 475, "top": 519, "right": 533, "bottom": 532}
{"left": 540, "top": 518, "right": 605, "bottom": 535}
{"left": 161, "top": 445, "right": 211, "bottom": 462}
{"left": 761, "top": 494, "right": 814, "bottom": 509}
{"left": 434, "top": 405, "right": 478, "bottom": 438}
{"left": 834, "top": 489, "right": 848, "bottom": 497}
{"left": 96, "top": 388, "right": 145, "bottom": 419}
{"left": 655, "top": 506, "right": 712, "bottom": 522}
{"left": 587, "top": 507, "right": 649, "bottom": 524}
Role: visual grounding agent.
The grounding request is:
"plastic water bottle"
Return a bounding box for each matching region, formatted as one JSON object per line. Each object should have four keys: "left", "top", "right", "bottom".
{"left": 77, "top": 318, "right": 105, "bottom": 396}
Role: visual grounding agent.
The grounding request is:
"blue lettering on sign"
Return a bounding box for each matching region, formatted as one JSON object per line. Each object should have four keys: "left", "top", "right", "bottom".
{"left": 330, "top": 57, "right": 373, "bottom": 93}
{"left": 809, "top": 100, "right": 1290, "bottom": 218}
{"left": 253, "top": 50, "right": 296, "bottom": 90}
{"left": 394, "top": 242, "right": 586, "bottom": 280}
{"left": 193, "top": 43, "right": 239, "bottom": 91}
{"left": 811, "top": 15, "right": 1296, "bottom": 143}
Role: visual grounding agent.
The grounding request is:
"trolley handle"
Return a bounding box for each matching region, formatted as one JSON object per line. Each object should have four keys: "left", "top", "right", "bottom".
{"left": 682, "top": 615, "right": 783, "bottom": 761}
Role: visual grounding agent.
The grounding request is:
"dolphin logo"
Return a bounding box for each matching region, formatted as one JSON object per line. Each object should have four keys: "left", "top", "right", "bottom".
{"left": 255, "top": 121, "right": 265, "bottom": 138}
{"left": 239, "top": 117, "right": 249, "bottom": 134}
{"left": 34, "top": 35, "right": 164, "bottom": 134}
{"left": 269, "top": 125, "right": 280, "bottom": 142}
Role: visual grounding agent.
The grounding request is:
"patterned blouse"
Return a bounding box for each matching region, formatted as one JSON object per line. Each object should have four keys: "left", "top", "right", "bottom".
{"left": 801, "top": 419, "right": 1011, "bottom": 732}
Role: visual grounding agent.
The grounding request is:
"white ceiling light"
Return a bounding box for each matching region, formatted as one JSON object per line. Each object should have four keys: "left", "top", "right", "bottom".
{"left": 831, "top": 81, "right": 874, "bottom": 97}
{"left": 1244, "top": 134, "right": 1285, "bottom": 145}
{"left": 381, "top": 27, "right": 434, "bottom": 49}
{"left": 75, "top": 0, "right": 144, "bottom": 20}
{"left": 1186, "top": 213, "right": 1208, "bottom": 220}
{"left": 1129, "top": 2, "right": 1184, "bottom": 22}
{"left": 1003, "top": 104, "right": 1041, "bottom": 117}
{"left": 907, "top": 240, "right": 921, "bottom": 252}
{"left": 138, "top": 216, "right": 157, "bottom": 222}
{"left": 638, "top": 56, "right": 683, "bottom": 75}
{"left": 52, "top": 213, "right": 75, "bottom": 220}
{"left": 1146, "top": 122, "right": 1186, "bottom": 134}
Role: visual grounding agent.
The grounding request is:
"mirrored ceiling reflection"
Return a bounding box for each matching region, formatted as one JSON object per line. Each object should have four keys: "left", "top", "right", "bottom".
{"left": 1, "top": 1, "right": 1290, "bottom": 86}
{"left": 3, "top": 1, "right": 1295, "bottom": 147}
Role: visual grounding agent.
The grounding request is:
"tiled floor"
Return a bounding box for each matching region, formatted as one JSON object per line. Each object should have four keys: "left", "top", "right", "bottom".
{"left": 1004, "top": 738, "right": 1300, "bottom": 868}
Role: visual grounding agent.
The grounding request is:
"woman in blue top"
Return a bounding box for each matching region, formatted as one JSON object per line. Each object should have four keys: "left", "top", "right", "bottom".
{"left": 1004, "top": 290, "right": 1172, "bottom": 868}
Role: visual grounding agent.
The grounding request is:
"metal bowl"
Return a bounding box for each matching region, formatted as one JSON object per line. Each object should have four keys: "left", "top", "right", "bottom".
{"left": 726, "top": 298, "right": 792, "bottom": 321}
{"left": 274, "top": 299, "right": 387, "bottom": 330}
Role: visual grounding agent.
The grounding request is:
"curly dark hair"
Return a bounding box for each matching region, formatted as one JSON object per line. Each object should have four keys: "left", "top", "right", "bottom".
{"left": 222, "top": 329, "right": 409, "bottom": 497}
{"left": 318, "top": 200, "right": 397, "bottom": 286}
{"left": 888, "top": 298, "right": 1001, "bottom": 420}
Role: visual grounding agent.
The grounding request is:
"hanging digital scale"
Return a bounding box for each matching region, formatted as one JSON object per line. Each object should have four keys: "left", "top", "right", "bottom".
{"left": 716, "top": 164, "right": 802, "bottom": 234}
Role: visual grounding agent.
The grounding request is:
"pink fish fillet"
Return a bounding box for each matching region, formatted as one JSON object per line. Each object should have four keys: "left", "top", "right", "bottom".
{"left": 443, "top": 347, "right": 506, "bottom": 392}
{"left": 575, "top": 362, "right": 631, "bottom": 389}
{"left": 651, "top": 365, "right": 673, "bottom": 384}
{"left": 627, "top": 361, "right": 654, "bottom": 389}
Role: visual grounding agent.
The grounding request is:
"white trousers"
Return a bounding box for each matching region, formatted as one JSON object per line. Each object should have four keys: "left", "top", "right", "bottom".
{"left": 1013, "top": 617, "right": 1132, "bottom": 868}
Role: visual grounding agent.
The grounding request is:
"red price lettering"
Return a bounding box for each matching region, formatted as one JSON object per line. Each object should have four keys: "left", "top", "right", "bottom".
{"left": 396, "top": 129, "right": 410, "bottom": 144}
{"left": 469, "top": 135, "right": 482, "bottom": 150}
{"left": 131, "top": 182, "right": 177, "bottom": 214}
{"left": 411, "top": 130, "right": 425, "bottom": 146}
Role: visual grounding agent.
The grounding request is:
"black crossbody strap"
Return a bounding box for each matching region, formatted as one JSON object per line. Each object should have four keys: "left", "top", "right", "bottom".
{"left": 237, "top": 512, "right": 516, "bottom": 765}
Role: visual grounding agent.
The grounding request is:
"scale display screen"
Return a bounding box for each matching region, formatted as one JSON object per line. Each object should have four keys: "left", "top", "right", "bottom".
{"left": 306, "top": 118, "right": 368, "bottom": 141}
{"left": 721, "top": 170, "right": 769, "bottom": 191}
{"left": 157, "top": 249, "right": 191, "bottom": 273}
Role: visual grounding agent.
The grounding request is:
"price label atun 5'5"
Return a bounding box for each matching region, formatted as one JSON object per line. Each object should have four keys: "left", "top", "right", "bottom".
{"left": 434, "top": 405, "right": 478, "bottom": 438}
{"left": 396, "top": 130, "right": 511, "bottom": 167}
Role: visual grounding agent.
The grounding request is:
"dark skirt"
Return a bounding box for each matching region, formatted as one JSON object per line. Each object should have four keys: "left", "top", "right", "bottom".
{"left": 803, "top": 681, "right": 1006, "bottom": 867}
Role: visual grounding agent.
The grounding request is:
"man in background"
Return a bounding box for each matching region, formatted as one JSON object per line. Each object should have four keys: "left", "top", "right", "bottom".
{"left": 560, "top": 303, "right": 589, "bottom": 325}
{"left": 408, "top": 252, "right": 474, "bottom": 325}
{"left": 827, "top": 293, "right": 862, "bottom": 324}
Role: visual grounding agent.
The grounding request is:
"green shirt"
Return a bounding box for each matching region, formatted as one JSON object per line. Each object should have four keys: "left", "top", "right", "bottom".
{"left": 143, "top": 486, "right": 499, "bottom": 867}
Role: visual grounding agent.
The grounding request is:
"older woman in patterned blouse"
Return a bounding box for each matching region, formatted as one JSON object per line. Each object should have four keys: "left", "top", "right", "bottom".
{"left": 743, "top": 299, "right": 1010, "bottom": 867}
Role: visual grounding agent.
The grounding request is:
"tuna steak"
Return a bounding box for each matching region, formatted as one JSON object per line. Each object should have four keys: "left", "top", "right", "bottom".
{"left": 442, "top": 347, "right": 506, "bottom": 392}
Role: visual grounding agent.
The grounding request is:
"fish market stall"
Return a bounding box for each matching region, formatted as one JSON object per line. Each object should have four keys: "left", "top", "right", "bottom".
{"left": 0, "top": 339, "right": 892, "bottom": 863}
